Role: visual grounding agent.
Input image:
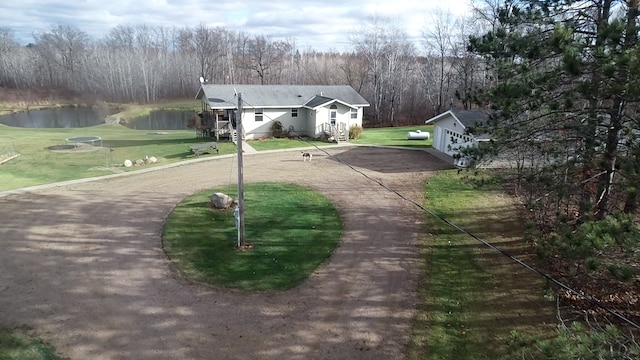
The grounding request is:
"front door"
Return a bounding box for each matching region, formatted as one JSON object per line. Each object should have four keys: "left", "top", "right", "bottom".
{"left": 330, "top": 105, "right": 337, "bottom": 126}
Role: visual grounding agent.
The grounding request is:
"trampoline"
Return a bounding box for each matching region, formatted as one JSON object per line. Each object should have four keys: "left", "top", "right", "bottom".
{"left": 65, "top": 136, "right": 102, "bottom": 148}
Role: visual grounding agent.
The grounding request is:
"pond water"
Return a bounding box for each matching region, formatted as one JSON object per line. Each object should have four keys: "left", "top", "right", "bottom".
{"left": 0, "top": 108, "right": 195, "bottom": 130}
{"left": 125, "top": 110, "right": 194, "bottom": 130}
{"left": 0, "top": 107, "right": 116, "bottom": 128}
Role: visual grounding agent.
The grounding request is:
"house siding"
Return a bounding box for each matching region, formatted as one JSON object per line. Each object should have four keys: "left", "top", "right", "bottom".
{"left": 433, "top": 114, "right": 463, "bottom": 153}
{"left": 241, "top": 105, "right": 364, "bottom": 139}
{"left": 426, "top": 110, "right": 488, "bottom": 167}
{"left": 242, "top": 108, "right": 318, "bottom": 139}
{"left": 431, "top": 114, "right": 476, "bottom": 160}
{"left": 311, "top": 103, "right": 359, "bottom": 137}
{"left": 196, "top": 84, "right": 368, "bottom": 140}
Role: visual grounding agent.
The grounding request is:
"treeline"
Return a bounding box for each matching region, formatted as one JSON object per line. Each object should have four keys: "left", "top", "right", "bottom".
{"left": 0, "top": 14, "right": 488, "bottom": 125}
{"left": 470, "top": 1, "right": 640, "bottom": 353}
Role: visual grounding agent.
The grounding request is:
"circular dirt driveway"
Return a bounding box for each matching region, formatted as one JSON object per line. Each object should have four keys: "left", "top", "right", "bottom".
{"left": 0, "top": 145, "right": 451, "bottom": 360}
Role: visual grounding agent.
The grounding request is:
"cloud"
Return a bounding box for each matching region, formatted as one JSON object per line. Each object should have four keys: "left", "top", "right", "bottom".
{"left": 0, "top": 0, "right": 473, "bottom": 51}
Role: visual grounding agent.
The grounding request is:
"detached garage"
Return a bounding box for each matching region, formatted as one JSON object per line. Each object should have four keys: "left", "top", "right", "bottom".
{"left": 425, "top": 109, "right": 489, "bottom": 166}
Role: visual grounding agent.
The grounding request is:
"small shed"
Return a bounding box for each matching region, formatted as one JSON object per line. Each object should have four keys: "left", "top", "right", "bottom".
{"left": 425, "top": 109, "right": 489, "bottom": 165}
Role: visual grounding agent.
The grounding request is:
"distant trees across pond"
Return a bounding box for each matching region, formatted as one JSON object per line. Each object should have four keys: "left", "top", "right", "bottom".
{"left": 0, "top": 13, "right": 489, "bottom": 127}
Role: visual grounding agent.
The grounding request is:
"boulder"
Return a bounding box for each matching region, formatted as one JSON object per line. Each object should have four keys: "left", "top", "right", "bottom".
{"left": 210, "top": 192, "right": 236, "bottom": 209}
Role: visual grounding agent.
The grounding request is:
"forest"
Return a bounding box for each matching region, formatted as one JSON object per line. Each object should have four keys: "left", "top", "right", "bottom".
{"left": 0, "top": 11, "right": 486, "bottom": 127}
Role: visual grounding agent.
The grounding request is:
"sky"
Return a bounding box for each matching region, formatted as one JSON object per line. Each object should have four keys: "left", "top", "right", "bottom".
{"left": 0, "top": 0, "right": 474, "bottom": 52}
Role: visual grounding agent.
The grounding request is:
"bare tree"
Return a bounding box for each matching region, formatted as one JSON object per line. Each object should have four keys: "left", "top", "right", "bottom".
{"left": 33, "top": 25, "right": 90, "bottom": 92}
{"left": 471, "top": 0, "right": 507, "bottom": 33}
{"left": 104, "top": 24, "right": 137, "bottom": 100}
{"left": 350, "top": 15, "right": 388, "bottom": 124}
{"left": 0, "top": 28, "right": 18, "bottom": 87}
{"left": 450, "top": 16, "right": 483, "bottom": 110}
{"left": 422, "top": 10, "right": 455, "bottom": 114}
{"left": 178, "top": 25, "right": 227, "bottom": 83}
{"left": 241, "top": 35, "right": 291, "bottom": 84}
{"left": 382, "top": 29, "right": 416, "bottom": 125}
{"left": 338, "top": 52, "right": 368, "bottom": 92}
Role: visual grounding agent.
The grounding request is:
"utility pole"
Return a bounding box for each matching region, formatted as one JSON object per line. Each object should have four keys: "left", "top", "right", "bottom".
{"left": 236, "top": 93, "right": 246, "bottom": 247}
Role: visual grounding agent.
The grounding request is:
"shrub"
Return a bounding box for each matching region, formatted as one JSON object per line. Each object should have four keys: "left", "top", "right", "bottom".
{"left": 585, "top": 257, "right": 600, "bottom": 271}
{"left": 503, "top": 322, "right": 640, "bottom": 360}
{"left": 524, "top": 221, "right": 541, "bottom": 244}
{"left": 547, "top": 214, "right": 639, "bottom": 260}
{"left": 349, "top": 125, "right": 363, "bottom": 140}
{"left": 606, "top": 263, "right": 635, "bottom": 281}
{"left": 271, "top": 121, "right": 286, "bottom": 138}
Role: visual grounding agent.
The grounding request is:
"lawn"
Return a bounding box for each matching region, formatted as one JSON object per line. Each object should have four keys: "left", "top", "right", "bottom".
{"left": 163, "top": 182, "right": 342, "bottom": 291}
{"left": 0, "top": 327, "right": 66, "bottom": 360}
{"left": 351, "top": 124, "right": 434, "bottom": 147}
{"left": 0, "top": 120, "right": 434, "bottom": 192}
{"left": 0, "top": 124, "right": 238, "bottom": 192}
{"left": 409, "top": 170, "right": 556, "bottom": 359}
{"left": 243, "top": 137, "right": 333, "bottom": 151}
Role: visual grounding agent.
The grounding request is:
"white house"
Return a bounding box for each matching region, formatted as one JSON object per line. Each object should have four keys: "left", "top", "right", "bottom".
{"left": 425, "top": 109, "right": 489, "bottom": 166}
{"left": 195, "top": 84, "right": 369, "bottom": 141}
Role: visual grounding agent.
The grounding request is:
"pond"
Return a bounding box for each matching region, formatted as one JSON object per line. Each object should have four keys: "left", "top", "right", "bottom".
{"left": 0, "top": 107, "right": 117, "bottom": 128}
{"left": 0, "top": 108, "right": 195, "bottom": 130}
{"left": 124, "top": 110, "right": 195, "bottom": 130}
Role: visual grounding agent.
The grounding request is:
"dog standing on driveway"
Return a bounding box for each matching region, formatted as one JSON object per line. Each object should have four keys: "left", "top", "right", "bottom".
{"left": 301, "top": 151, "right": 313, "bottom": 162}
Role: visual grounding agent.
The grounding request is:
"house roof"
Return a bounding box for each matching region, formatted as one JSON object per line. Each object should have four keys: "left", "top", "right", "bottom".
{"left": 196, "top": 84, "right": 369, "bottom": 109}
{"left": 425, "top": 109, "right": 488, "bottom": 128}
{"left": 304, "top": 95, "right": 335, "bottom": 108}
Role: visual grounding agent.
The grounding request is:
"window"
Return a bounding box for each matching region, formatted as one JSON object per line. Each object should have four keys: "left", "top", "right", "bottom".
{"left": 255, "top": 108, "right": 263, "bottom": 122}
{"left": 292, "top": 108, "right": 298, "bottom": 117}
{"left": 350, "top": 108, "right": 357, "bottom": 119}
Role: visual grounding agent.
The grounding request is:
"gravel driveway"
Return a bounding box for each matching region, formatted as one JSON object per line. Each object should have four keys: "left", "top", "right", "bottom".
{"left": 0, "top": 145, "right": 450, "bottom": 359}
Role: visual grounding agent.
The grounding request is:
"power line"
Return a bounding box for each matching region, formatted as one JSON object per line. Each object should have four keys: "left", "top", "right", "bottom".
{"left": 232, "top": 95, "right": 639, "bottom": 328}
{"left": 298, "top": 137, "right": 640, "bottom": 330}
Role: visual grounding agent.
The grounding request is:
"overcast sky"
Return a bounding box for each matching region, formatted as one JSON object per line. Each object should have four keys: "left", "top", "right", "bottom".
{"left": 1, "top": 0, "right": 474, "bottom": 52}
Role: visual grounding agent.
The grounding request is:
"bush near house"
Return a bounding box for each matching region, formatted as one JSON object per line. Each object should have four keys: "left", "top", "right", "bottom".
{"left": 270, "top": 120, "right": 286, "bottom": 138}
{"left": 348, "top": 125, "right": 363, "bottom": 140}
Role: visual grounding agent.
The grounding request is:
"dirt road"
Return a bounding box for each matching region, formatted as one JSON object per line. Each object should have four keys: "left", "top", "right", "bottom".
{"left": 0, "top": 145, "right": 450, "bottom": 359}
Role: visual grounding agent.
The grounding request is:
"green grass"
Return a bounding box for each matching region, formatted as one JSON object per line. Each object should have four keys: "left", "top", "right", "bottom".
{"left": 109, "top": 99, "right": 201, "bottom": 123}
{"left": 0, "top": 327, "right": 67, "bottom": 360}
{"left": 351, "top": 125, "right": 434, "bottom": 147}
{"left": 246, "top": 138, "right": 333, "bottom": 151}
{"left": 0, "top": 116, "right": 432, "bottom": 192}
{"left": 409, "top": 171, "right": 555, "bottom": 360}
{"left": 0, "top": 124, "right": 238, "bottom": 192}
{"left": 163, "top": 182, "right": 342, "bottom": 291}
